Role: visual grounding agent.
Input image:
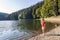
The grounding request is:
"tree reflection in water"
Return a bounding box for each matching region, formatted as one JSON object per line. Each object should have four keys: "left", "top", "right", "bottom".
{"left": 18, "top": 19, "right": 59, "bottom": 34}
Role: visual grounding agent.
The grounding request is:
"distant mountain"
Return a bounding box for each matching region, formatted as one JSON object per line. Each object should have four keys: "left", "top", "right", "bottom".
{"left": 0, "top": 12, "right": 9, "bottom": 20}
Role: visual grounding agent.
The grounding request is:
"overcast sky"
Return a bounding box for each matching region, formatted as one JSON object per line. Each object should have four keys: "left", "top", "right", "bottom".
{"left": 0, "top": 0, "right": 43, "bottom": 14}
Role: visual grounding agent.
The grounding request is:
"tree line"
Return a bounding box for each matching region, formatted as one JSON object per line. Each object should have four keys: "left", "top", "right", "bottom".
{"left": 8, "top": 0, "right": 60, "bottom": 20}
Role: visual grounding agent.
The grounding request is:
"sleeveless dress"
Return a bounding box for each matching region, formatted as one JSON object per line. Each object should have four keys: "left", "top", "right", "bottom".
{"left": 41, "top": 20, "right": 45, "bottom": 27}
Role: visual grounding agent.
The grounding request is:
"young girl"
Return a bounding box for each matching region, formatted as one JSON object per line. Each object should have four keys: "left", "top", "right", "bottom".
{"left": 41, "top": 18, "right": 45, "bottom": 35}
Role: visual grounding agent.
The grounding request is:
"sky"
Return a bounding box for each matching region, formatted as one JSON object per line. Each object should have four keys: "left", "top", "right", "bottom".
{"left": 0, "top": 0, "right": 43, "bottom": 14}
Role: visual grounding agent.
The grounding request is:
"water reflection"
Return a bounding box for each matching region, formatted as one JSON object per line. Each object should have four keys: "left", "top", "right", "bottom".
{"left": 18, "top": 19, "right": 59, "bottom": 33}
{"left": 18, "top": 19, "right": 41, "bottom": 32}
{"left": 0, "top": 20, "right": 59, "bottom": 40}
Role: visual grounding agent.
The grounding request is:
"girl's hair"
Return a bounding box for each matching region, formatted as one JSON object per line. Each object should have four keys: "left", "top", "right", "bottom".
{"left": 41, "top": 18, "right": 44, "bottom": 20}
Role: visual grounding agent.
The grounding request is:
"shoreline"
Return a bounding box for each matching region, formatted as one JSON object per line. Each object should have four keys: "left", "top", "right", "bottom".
{"left": 44, "top": 17, "right": 60, "bottom": 24}
{"left": 28, "top": 25, "right": 60, "bottom": 40}
{"left": 28, "top": 17, "right": 60, "bottom": 40}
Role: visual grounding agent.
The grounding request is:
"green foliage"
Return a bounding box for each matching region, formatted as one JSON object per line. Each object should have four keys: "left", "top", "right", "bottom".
{"left": 18, "top": 0, "right": 60, "bottom": 19}
{"left": 36, "top": 8, "right": 41, "bottom": 18}
{"left": 18, "top": 1, "right": 44, "bottom": 19}
{"left": 8, "top": 0, "right": 60, "bottom": 20}
{"left": 58, "top": 0, "right": 60, "bottom": 14}
{"left": 40, "top": 0, "right": 58, "bottom": 18}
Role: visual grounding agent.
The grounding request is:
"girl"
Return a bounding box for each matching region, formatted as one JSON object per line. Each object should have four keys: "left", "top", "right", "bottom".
{"left": 41, "top": 18, "right": 45, "bottom": 36}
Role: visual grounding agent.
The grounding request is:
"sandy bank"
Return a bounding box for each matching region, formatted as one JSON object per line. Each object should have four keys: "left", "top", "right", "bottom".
{"left": 28, "top": 26, "right": 60, "bottom": 40}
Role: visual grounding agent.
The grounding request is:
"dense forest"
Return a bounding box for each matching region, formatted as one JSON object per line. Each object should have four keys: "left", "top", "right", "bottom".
{"left": 40, "top": 0, "right": 60, "bottom": 18}
{"left": 8, "top": 1, "right": 43, "bottom": 20}
{"left": 7, "top": 0, "right": 60, "bottom": 20}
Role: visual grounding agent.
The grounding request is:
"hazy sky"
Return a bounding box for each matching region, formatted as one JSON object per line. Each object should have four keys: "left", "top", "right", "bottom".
{"left": 0, "top": 0, "right": 43, "bottom": 14}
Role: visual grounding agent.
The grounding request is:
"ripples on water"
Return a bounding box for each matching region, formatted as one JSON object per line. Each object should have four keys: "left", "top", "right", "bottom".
{"left": 0, "top": 21, "right": 28, "bottom": 40}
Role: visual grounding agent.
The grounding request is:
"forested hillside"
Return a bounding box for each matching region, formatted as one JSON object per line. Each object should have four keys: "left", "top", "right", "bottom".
{"left": 40, "top": 0, "right": 60, "bottom": 18}
{"left": 18, "top": 1, "right": 43, "bottom": 19}
{"left": 8, "top": 1, "right": 43, "bottom": 20}
{"left": 8, "top": 0, "right": 60, "bottom": 20}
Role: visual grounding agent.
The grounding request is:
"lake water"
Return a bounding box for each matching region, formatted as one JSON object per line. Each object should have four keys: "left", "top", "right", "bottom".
{"left": 0, "top": 20, "right": 30, "bottom": 40}
{"left": 18, "top": 19, "right": 59, "bottom": 32}
{"left": 0, "top": 20, "right": 59, "bottom": 40}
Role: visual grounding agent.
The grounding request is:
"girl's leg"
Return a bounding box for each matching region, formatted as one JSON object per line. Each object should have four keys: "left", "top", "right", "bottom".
{"left": 42, "top": 27, "right": 45, "bottom": 36}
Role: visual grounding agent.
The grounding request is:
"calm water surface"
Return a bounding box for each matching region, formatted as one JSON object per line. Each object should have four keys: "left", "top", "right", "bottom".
{"left": 18, "top": 19, "right": 59, "bottom": 32}
{"left": 0, "top": 20, "right": 59, "bottom": 40}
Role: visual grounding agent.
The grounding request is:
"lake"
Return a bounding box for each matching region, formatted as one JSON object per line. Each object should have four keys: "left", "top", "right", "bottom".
{"left": 0, "top": 20, "right": 30, "bottom": 40}
{"left": 0, "top": 20, "right": 59, "bottom": 40}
